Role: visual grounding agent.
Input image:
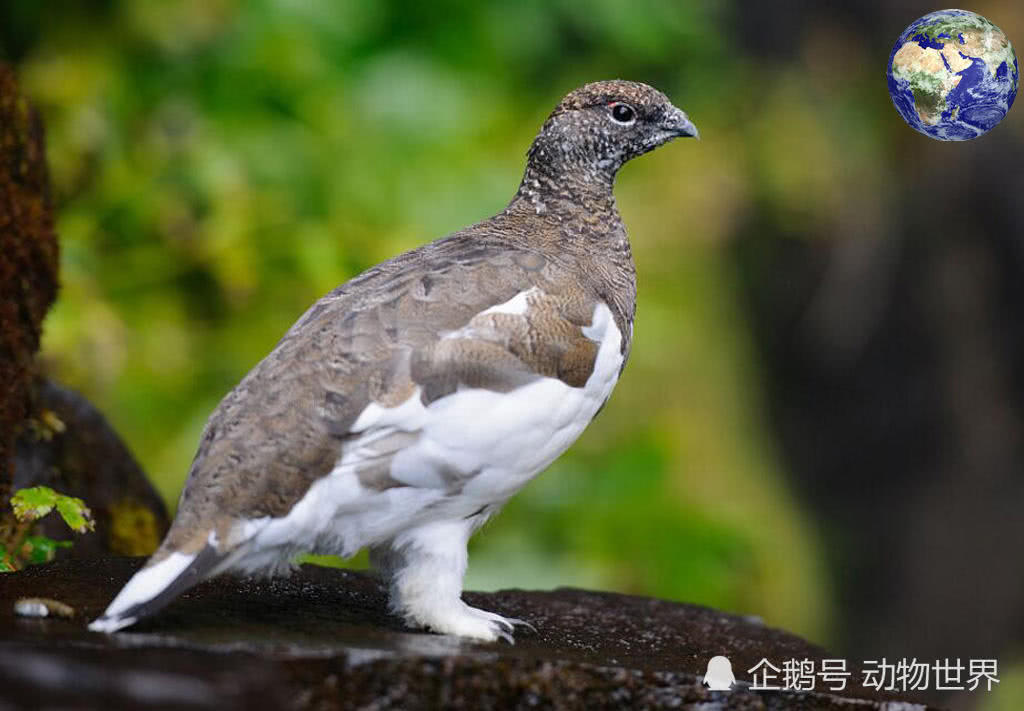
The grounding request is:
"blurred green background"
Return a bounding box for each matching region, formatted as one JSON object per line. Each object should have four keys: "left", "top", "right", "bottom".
{"left": 3, "top": 2, "right": 1023, "bottom": 708}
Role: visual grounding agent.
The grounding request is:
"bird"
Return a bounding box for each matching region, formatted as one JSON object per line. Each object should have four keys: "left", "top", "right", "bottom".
{"left": 89, "top": 79, "right": 698, "bottom": 642}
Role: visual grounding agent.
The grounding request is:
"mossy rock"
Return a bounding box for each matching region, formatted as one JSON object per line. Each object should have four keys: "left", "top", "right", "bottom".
{"left": 13, "top": 379, "right": 170, "bottom": 558}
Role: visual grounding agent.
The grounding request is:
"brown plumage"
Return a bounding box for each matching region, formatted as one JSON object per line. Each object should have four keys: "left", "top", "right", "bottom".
{"left": 91, "top": 80, "right": 698, "bottom": 642}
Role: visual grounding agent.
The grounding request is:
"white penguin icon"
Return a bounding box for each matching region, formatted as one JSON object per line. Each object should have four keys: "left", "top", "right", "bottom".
{"left": 703, "top": 655, "right": 736, "bottom": 690}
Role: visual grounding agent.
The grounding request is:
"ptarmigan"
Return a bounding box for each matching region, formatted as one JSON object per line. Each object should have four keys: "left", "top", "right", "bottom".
{"left": 90, "top": 80, "right": 698, "bottom": 642}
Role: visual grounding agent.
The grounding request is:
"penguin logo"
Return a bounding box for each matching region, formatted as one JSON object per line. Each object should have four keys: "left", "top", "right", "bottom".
{"left": 703, "top": 655, "right": 736, "bottom": 690}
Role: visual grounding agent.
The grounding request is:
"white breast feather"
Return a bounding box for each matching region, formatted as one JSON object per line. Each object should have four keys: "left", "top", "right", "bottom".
{"left": 241, "top": 295, "right": 624, "bottom": 565}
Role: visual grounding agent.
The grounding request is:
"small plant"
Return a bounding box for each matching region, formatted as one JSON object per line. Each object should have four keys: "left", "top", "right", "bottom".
{"left": 0, "top": 486, "right": 95, "bottom": 572}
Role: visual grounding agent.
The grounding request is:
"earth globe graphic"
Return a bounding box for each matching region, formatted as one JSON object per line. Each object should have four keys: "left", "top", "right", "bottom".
{"left": 887, "top": 9, "right": 1018, "bottom": 140}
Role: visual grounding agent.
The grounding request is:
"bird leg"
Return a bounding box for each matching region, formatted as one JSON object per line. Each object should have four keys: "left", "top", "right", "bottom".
{"left": 370, "top": 518, "right": 529, "bottom": 643}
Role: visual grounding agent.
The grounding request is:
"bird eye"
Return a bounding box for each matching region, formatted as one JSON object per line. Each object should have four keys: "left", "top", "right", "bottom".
{"left": 609, "top": 102, "right": 636, "bottom": 125}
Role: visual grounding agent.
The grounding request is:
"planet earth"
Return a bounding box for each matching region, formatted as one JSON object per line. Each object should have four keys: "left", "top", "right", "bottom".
{"left": 887, "top": 9, "right": 1018, "bottom": 140}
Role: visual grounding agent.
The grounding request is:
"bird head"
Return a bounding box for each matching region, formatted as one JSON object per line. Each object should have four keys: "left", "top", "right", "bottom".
{"left": 526, "top": 80, "right": 698, "bottom": 185}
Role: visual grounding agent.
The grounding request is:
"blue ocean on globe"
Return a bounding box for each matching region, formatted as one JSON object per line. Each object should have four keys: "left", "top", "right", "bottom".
{"left": 887, "top": 9, "right": 1018, "bottom": 140}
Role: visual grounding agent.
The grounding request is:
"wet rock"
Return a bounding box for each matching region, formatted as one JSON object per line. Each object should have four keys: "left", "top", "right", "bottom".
{"left": 13, "top": 378, "right": 171, "bottom": 557}
{"left": 0, "top": 557, "right": 941, "bottom": 710}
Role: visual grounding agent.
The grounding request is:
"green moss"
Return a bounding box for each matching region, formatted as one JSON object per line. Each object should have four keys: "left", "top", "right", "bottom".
{"left": 107, "top": 498, "right": 162, "bottom": 556}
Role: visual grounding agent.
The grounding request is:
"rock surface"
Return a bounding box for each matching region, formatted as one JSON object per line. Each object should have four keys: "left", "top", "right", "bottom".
{"left": 1, "top": 557, "right": 938, "bottom": 710}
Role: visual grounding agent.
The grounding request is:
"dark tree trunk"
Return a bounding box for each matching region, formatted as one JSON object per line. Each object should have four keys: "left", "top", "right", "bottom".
{"left": 0, "top": 63, "right": 59, "bottom": 494}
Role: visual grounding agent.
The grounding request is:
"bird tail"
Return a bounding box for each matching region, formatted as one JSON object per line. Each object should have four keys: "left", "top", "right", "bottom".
{"left": 88, "top": 542, "right": 237, "bottom": 633}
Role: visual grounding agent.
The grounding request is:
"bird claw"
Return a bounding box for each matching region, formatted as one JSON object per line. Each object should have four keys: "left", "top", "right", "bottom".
{"left": 404, "top": 601, "right": 536, "bottom": 644}
{"left": 492, "top": 617, "right": 514, "bottom": 633}
{"left": 474, "top": 609, "right": 535, "bottom": 643}
{"left": 505, "top": 617, "right": 537, "bottom": 634}
{"left": 492, "top": 616, "right": 536, "bottom": 635}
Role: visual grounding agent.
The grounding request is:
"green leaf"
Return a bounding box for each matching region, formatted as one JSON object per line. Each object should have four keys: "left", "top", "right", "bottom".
{"left": 0, "top": 544, "right": 13, "bottom": 573}
{"left": 22, "top": 535, "right": 73, "bottom": 564}
{"left": 54, "top": 495, "right": 95, "bottom": 533}
{"left": 10, "top": 486, "right": 95, "bottom": 534}
{"left": 10, "top": 486, "right": 59, "bottom": 522}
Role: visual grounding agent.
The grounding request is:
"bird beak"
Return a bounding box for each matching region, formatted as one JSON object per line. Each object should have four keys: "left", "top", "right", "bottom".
{"left": 664, "top": 107, "right": 699, "bottom": 140}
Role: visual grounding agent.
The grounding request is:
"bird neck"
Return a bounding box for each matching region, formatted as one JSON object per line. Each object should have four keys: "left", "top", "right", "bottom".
{"left": 506, "top": 158, "right": 621, "bottom": 225}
